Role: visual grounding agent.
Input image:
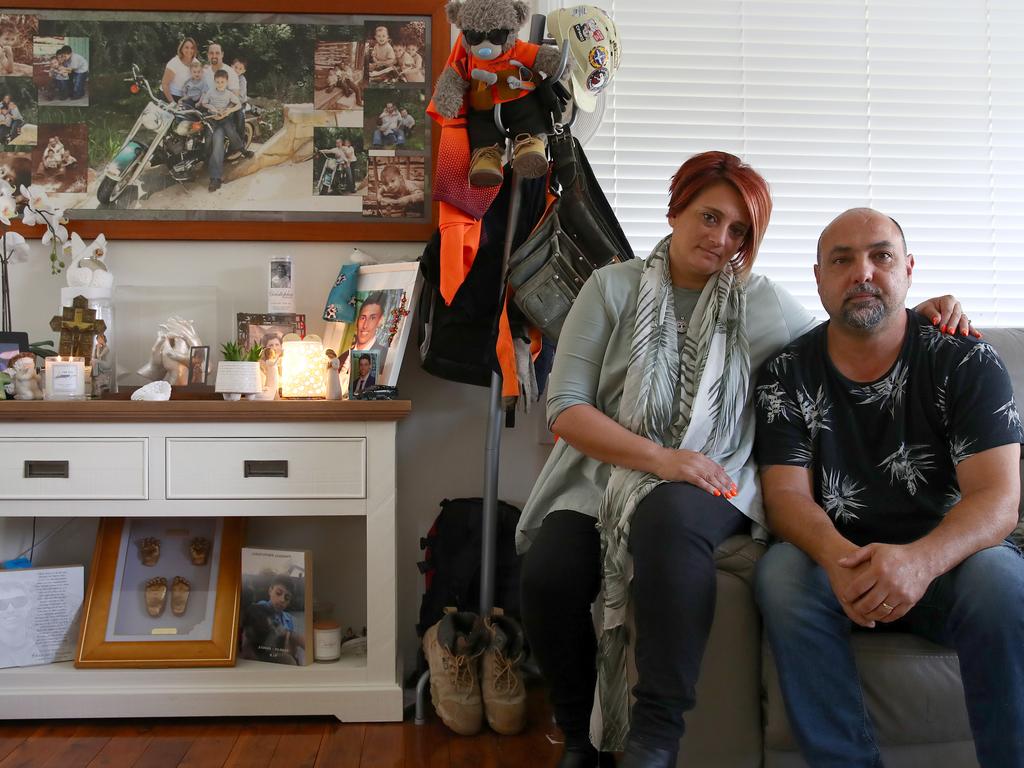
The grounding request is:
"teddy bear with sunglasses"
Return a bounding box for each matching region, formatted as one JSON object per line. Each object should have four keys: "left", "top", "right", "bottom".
{"left": 430, "top": 0, "right": 562, "bottom": 188}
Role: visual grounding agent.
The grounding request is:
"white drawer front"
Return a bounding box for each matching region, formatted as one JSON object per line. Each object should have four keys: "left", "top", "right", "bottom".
{"left": 166, "top": 438, "right": 366, "bottom": 499}
{"left": 3, "top": 439, "right": 148, "bottom": 500}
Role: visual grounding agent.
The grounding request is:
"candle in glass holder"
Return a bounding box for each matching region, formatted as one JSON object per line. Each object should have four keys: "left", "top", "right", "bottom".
{"left": 44, "top": 357, "right": 86, "bottom": 400}
{"left": 281, "top": 334, "right": 326, "bottom": 399}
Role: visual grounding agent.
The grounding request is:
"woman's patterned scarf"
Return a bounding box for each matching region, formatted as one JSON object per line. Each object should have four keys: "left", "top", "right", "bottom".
{"left": 594, "top": 234, "right": 749, "bottom": 750}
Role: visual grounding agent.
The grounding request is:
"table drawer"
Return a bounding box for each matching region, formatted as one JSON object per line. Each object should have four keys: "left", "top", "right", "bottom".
{"left": 166, "top": 438, "right": 365, "bottom": 499}
{"left": 3, "top": 439, "right": 148, "bottom": 499}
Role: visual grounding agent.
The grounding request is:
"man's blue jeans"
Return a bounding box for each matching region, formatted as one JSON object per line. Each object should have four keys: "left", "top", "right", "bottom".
{"left": 207, "top": 118, "right": 243, "bottom": 182}
{"left": 755, "top": 541, "right": 1024, "bottom": 767}
{"left": 71, "top": 72, "right": 87, "bottom": 100}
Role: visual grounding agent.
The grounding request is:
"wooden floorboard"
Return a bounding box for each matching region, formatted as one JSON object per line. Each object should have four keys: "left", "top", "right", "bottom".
{"left": 85, "top": 723, "right": 156, "bottom": 768}
{"left": 312, "top": 724, "right": 363, "bottom": 768}
{"left": 176, "top": 722, "right": 243, "bottom": 768}
{"left": 0, "top": 724, "right": 38, "bottom": 765}
{"left": 0, "top": 686, "right": 563, "bottom": 768}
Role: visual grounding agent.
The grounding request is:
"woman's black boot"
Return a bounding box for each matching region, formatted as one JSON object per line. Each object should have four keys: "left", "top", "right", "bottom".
{"left": 618, "top": 737, "right": 676, "bottom": 768}
{"left": 556, "top": 744, "right": 618, "bottom": 768}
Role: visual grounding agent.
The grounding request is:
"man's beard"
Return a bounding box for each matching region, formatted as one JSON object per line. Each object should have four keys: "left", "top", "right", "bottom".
{"left": 840, "top": 284, "right": 892, "bottom": 330}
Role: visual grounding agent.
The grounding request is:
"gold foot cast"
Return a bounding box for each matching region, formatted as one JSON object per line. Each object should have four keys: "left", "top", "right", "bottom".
{"left": 139, "top": 537, "right": 160, "bottom": 566}
{"left": 171, "top": 576, "right": 191, "bottom": 616}
{"left": 144, "top": 577, "right": 168, "bottom": 617}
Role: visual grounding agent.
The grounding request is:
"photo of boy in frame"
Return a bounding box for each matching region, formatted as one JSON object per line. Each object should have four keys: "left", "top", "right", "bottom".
{"left": 187, "top": 345, "right": 209, "bottom": 385}
{"left": 348, "top": 349, "right": 378, "bottom": 398}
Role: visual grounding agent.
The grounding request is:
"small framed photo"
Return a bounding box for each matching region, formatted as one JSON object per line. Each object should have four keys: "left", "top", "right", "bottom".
{"left": 348, "top": 349, "right": 379, "bottom": 398}
{"left": 236, "top": 313, "right": 307, "bottom": 357}
{"left": 76, "top": 517, "right": 244, "bottom": 669}
{"left": 0, "top": 331, "right": 29, "bottom": 372}
{"left": 187, "top": 345, "right": 210, "bottom": 386}
{"left": 322, "top": 262, "right": 421, "bottom": 389}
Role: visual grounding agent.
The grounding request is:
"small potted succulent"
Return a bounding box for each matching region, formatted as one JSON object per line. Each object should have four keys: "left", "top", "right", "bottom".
{"left": 215, "top": 342, "right": 264, "bottom": 401}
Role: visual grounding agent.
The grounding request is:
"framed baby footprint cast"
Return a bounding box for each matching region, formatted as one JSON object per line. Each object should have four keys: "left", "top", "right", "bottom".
{"left": 76, "top": 517, "right": 243, "bottom": 668}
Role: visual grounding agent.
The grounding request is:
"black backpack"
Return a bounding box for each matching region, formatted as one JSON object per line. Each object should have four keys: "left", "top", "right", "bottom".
{"left": 416, "top": 497, "right": 524, "bottom": 637}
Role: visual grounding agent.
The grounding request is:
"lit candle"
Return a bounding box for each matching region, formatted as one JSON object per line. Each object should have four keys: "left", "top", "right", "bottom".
{"left": 281, "top": 334, "right": 326, "bottom": 399}
{"left": 44, "top": 356, "right": 86, "bottom": 400}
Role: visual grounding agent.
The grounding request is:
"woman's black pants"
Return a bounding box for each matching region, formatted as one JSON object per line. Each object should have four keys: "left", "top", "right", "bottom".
{"left": 520, "top": 482, "right": 746, "bottom": 751}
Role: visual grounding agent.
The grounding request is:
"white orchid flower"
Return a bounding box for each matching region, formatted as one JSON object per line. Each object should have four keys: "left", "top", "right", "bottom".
{"left": 19, "top": 184, "right": 54, "bottom": 214}
{"left": 0, "top": 179, "right": 13, "bottom": 197}
{"left": 19, "top": 204, "right": 41, "bottom": 227}
{"left": 1, "top": 232, "right": 31, "bottom": 263}
{"left": 0, "top": 194, "right": 16, "bottom": 226}
{"left": 41, "top": 217, "right": 69, "bottom": 247}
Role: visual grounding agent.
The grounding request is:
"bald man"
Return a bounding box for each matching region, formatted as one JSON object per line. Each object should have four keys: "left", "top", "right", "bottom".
{"left": 753, "top": 208, "right": 1024, "bottom": 766}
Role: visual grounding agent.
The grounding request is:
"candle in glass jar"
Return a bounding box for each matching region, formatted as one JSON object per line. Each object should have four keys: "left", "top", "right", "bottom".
{"left": 44, "top": 357, "right": 86, "bottom": 400}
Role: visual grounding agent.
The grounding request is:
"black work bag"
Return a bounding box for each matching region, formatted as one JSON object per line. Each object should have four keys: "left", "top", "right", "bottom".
{"left": 507, "top": 127, "right": 634, "bottom": 340}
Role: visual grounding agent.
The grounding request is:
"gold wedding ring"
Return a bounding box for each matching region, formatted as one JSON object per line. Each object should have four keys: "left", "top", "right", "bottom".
{"left": 881, "top": 601, "right": 895, "bottom": 612}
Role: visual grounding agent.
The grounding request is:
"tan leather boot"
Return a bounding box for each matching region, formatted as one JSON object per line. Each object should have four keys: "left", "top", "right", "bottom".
{"left": 423, "top": 608, "right": 487, "bottom": 735}
{"left": 469, "top": 144, "right": 505, "bottom": 187}
{"left": 511, "top": 133, "right": 548, "bottom": 179}
{"left": 481, "top": 608, "right": 527, "bottom": 735}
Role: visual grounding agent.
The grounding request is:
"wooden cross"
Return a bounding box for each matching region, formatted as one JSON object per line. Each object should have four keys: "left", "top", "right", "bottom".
{"left": 49, "top": 295, "right": 107, "bottom": 366}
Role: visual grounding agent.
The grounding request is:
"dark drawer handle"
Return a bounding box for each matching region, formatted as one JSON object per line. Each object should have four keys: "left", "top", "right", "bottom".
{"left": 25, "top": 460, "right": 70, "bottom": 479}
{"left": 244, "top": 460, "right": 289, "bottom": 479}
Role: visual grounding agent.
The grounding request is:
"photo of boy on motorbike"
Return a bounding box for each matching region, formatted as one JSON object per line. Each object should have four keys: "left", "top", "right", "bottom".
{"left": 313, "top": 127, "right": 365, "bottom": 197}
{"left": 178, "top": 60, "right": 207, "bottom": 108}
{"left": 198, "top": 68, "right": 252, "bottom": 193}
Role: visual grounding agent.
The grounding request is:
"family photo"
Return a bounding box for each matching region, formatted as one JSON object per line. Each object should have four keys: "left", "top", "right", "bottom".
{"left": 312, "top": 126, "right": 365, "bottom": 196}
{"left": 362, "top": 19, "right": 425, "bottom": 85}
{"left": 362, "top": 88, "right": 426, "bottom": 152}
{"left": 313, "top": 33, "right": 364, "bottom": 111}
{"left": 32, "top": 36, "right": 89, "bottom": 106}
{"left": 32, "top": 123, "right": 87, "bottom": 193}
{"left": 0, "top": 8, "right": 435, "bottom": 234}
{"left": 0, "top": 13, "right": 36, "bottom": 77}
{"left": 0, "top": 79, "right": 35, "bottom": 147}
{"left": 362, "top": 156, "right": 424, "bottom": 218}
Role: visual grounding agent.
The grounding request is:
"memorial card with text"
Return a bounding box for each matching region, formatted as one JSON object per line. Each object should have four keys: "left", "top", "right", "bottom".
{"left": 0, "top": 566, "right": 84, "bottom": 669}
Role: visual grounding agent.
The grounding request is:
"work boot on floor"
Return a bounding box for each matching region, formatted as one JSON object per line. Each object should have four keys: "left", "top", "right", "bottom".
{"left": 423, "top": 608, "right": 487, "bottom": 735}
{"left": 469, "top": 144, "right": 505, "bottom": 187}
{"left": 511, "top": 133, "right": 548, "bottom": 178}
{"left": 481, "top": 608, "right": 527, "bottom": 735}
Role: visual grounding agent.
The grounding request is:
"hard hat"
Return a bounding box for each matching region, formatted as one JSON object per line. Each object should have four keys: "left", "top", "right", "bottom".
{"left": 547, "top": 5, "right": 621, "bottom": 113}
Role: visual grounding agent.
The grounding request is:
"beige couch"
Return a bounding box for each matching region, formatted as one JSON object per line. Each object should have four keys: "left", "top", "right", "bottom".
{"left": 677, "top": 327, "right": 1024, "bottom": 768}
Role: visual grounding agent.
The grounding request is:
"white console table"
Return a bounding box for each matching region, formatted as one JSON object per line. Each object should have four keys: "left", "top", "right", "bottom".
{"left": 0, "top": 399, "right": 410, "bottom": 722}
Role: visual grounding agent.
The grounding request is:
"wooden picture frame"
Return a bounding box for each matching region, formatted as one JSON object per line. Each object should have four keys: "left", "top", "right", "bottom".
{"left": 3, "top": 0, "right": 446, "bottom": 243}
{"left": 76, "top": 517, "right": 244, "bottom": 668}
{"left": 187, "top": 344, "right": 209, "bottom": 385}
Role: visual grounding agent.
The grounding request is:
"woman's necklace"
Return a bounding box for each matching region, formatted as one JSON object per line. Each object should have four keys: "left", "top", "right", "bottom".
{"left": 676, "top": 316, "right": 688, "bottom": 335}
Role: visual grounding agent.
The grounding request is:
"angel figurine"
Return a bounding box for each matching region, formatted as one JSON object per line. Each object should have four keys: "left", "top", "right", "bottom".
{"left": 325, "top": 348, "right": 343, "bottom": 400}
{"left": 250, "top": 346, "right": 280, "bottom": 400}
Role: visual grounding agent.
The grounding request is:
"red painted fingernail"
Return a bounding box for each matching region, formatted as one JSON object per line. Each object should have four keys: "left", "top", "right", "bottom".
{"left": 713, "top": 489, "right": 721, "bottom": 497}
{"left": 940, "top": 325, "right": 947, "bottom": 333}
{"left": 931, "top": 315, "right": 940, "bottom": 325}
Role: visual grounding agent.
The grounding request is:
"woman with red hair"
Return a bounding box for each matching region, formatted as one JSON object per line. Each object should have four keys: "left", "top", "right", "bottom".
{"left": 517, "top": 151, "right": 971, "bottom": 768}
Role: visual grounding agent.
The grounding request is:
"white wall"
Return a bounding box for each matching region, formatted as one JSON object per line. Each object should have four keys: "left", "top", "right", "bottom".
{"left": 0, "top": 237, "right": 554, "bottom": 677}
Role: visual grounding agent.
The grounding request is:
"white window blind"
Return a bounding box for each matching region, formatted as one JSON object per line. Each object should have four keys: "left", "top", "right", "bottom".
{"left": 541, "top": 0, "right": 1024, "bottom": 325}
